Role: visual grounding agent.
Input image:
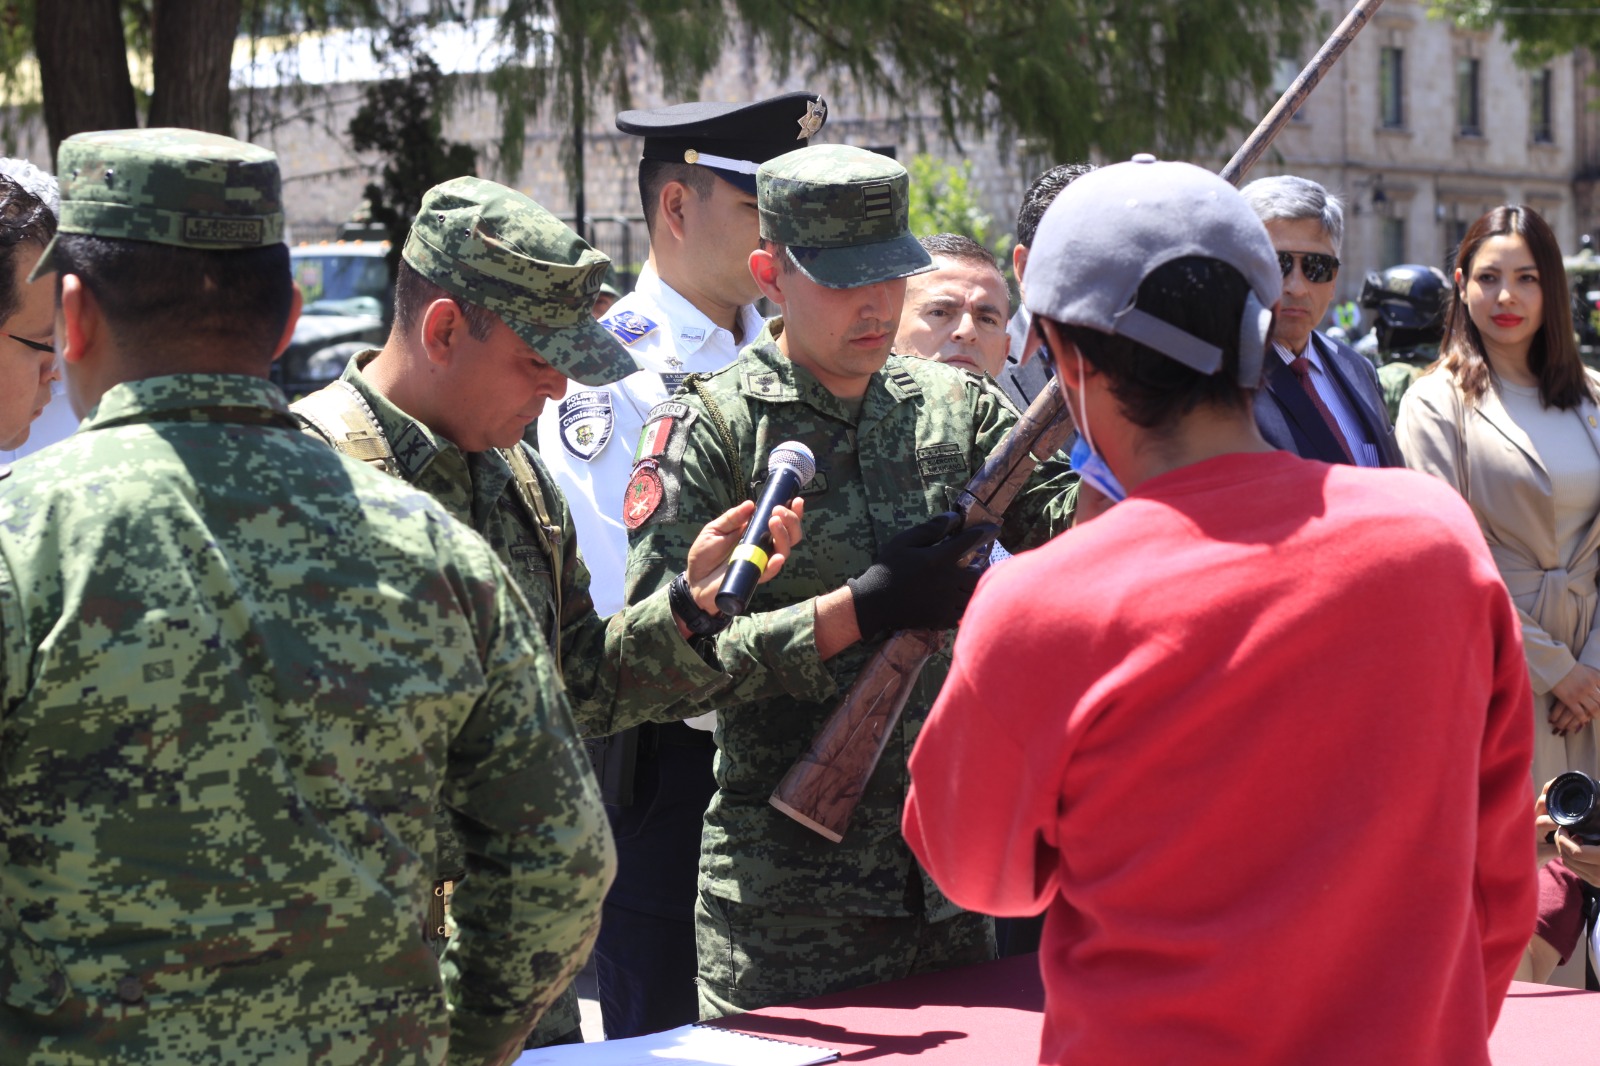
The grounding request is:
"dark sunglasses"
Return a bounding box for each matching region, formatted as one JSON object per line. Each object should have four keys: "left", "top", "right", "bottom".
{"left": 1278, "top": 251, "right": 1340, "bottom": 284}
{"left": 8, "top": 334, "right": 52, "bottom": 354}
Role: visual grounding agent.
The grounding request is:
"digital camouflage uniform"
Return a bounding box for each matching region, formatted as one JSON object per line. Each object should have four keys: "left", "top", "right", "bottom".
{"left": 2, "top": 130, "right": 612, "bottom": 1064}
{"left": 1377, "top": 345, "right": 1437, "bottom": 424}
{"left": 293, "top": 178, "right": 810, "bottom": 1042}
{"left": 623, "top": 146, "right": 1078, "bottom": 1017}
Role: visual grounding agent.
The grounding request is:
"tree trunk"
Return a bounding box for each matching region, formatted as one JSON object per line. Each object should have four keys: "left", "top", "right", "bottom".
{"left": 147, "top": 0, "right": 244, "bottom": 134}
{"left": 34, "top": 0, "right": 137, "bottom": 162}
{"left": 570, "top": 21, "right": 587, "bottom": 242}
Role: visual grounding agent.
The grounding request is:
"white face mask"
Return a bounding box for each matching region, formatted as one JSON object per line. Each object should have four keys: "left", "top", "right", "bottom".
{"left": 1066, "top": 347, "right": 1127, "bottom": 503}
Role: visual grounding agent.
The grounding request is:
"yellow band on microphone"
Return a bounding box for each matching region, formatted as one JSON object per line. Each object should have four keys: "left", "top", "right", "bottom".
{"left": 731, "top": 543, "right": 770, "bottom": 573}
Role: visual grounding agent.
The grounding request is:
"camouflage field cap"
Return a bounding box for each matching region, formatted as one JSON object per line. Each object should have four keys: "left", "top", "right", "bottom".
{"left": 757, "top": 144, "right": 930, "bottom": 289}
{"left": 33, "top": 128, "right": 284, "bottom": 279}
{"left": 403, "top": 177, "right": 634, "bottom": 386}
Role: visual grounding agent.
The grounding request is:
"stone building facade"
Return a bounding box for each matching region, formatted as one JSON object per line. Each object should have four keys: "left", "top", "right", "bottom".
{"left": 1230, "top": 0, "right": 1592, "bottom": 304}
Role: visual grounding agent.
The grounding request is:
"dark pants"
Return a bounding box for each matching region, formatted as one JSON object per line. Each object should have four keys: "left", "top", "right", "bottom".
{"left": 994, "top": 915, "right": 1044, "bottom": 957}
{"left": 595, "top": 722, "right": 717, "bottom": 1038}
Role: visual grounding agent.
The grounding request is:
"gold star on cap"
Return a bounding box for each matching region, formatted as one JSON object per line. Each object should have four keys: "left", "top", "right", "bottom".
{"left": 797, "top": 98, "right": 826, "bottom": 140}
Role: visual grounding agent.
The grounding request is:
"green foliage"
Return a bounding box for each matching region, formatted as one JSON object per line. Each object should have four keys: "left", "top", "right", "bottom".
{"left": 1429, "top": 0, "right": 1600, "bottom": 65}
{"left": 0, "top": 1, "right": 38, "bottom": 147}
{"left": 347, "top": 16, "right": 477, "bottom": 280}
{"left": 729, "top": 0, "right": 1316, "bottom": 167}
{"left": 905, "top": 155, "right": 1009, "bottom": 261}
{"left": 477, "top": 0, "right": 725, "bottom": 196}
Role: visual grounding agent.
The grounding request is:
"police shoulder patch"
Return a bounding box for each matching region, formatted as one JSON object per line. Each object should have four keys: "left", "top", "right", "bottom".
{"left": 556, "top": 389, "right": 615, "bottom": 462}
{"left": 602, "top": 310, "right": 659, "bottom": 346}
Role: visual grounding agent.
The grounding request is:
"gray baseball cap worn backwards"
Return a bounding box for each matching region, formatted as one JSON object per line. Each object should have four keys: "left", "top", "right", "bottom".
{"left": 404, "top": 176, "right": 635, "bottom": 387}
{"left": 33, "top": 127, "right": 285, "bottom": 279}
{"left": 757, "top": 144, "right": 931, "bottom": 290}
{"left": 1023, "top": 155, "right": 1282, "bottom": 386}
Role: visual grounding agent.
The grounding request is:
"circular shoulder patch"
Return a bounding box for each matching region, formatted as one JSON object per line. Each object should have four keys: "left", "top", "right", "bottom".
{"left": 623, "top": 459, "right": 665, "bottom": 530}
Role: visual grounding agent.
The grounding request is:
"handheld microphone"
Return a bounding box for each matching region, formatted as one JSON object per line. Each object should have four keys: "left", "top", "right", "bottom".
{"left": 715, "top": 441, "right": 816, "bottom": 616}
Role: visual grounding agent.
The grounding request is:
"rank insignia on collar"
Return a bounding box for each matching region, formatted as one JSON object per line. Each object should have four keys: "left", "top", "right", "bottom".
{"left": 602, "top": 310, "right": 659, "bottom": 346}
{"left": 797, "top": 97, "right": 827, "bottom": 140}
{"left": 623, "top": 459, "right": 665, "bottom": 529}
{"left": 557, "top": 389, "right": 614, "bottom": 462}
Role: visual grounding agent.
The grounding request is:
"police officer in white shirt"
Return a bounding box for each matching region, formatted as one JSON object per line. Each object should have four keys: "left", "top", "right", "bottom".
{"left": 534, "top": 90, "right": 828, "bottom": 1040}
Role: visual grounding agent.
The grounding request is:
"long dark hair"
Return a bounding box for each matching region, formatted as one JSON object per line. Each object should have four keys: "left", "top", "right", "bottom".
{"left": 1437, "top": 204, "right": 1589, "bottom": 408}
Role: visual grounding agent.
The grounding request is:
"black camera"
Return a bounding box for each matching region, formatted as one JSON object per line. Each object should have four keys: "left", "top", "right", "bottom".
{"left": 1546, "top": 771, "right": 1600, "bottom": 844}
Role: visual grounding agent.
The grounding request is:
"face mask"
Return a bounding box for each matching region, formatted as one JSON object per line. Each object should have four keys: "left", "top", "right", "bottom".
{"left": 1068, "top": 433, "right": 1126, "bottom": 504}
{"left": 1066, "top": 349, "right": 1127, "bottom": 503}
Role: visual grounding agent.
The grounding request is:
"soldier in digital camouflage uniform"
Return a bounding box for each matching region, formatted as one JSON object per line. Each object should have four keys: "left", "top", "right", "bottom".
{"left": 623, "top": 144, "right": 1079, "bottom": 1017}
{"left": 1357, "top": 263, "right": 1448, "bottom": 422}
{"left": 292, "top": 176, "right": 806, "bottom": 1045}
{"left": 0, "top": 128, "right": 612, "bottom": 1065}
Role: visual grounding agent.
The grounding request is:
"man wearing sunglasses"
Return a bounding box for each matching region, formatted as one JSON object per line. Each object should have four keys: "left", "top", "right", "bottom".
{"left": 1242, "top": 175, "right": 1403, "bottom": 467}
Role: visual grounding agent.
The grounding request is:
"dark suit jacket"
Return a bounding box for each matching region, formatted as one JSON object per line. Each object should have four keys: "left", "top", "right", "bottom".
{"left": 1252, "top": 330, "right": 1404, "bottom": 468}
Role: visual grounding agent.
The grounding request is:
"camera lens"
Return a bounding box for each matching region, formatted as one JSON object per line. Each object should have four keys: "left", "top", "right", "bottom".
{"left": 1548, "top": 772, "right": 1599, "bottom": 826}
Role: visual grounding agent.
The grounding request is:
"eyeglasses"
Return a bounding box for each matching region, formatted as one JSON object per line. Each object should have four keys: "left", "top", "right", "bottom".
{"left": 8, "top": 334, "right": 52, "bottom": 354}
{"left": 1278, "top": 251, "right": 1340, "bottom": 285}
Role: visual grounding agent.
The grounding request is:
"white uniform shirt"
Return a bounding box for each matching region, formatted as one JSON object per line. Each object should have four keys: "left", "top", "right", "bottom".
{"left": 537, "top": 263, "right": 766, "bottom": 615}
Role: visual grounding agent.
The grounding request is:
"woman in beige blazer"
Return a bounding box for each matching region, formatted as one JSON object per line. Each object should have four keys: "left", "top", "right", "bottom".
{"left": 1399, "top": 205, "right": 1600, "bottom": 785}
{"left": 1398, "top": 205, "right": 1600, "bottom": 984}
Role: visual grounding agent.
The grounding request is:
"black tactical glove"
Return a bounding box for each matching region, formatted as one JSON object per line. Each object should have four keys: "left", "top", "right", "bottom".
{"left": 847, "top": 511, "right": 999, "bottom": 641}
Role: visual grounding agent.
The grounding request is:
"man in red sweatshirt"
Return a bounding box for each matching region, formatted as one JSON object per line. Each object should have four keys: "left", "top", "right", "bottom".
{"left": 903, "top": 155, "right": 1536, "bottom": 1066}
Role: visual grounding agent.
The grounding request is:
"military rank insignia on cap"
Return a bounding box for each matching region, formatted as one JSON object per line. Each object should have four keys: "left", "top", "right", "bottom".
{"left": 756, "top": 144, "right": 932, "bottom": 290}
{"left": 618, "top": 91, "right": 828, "bottom": 196}
{"left": 797, "top": 98, "right": 827, "bottom": 140}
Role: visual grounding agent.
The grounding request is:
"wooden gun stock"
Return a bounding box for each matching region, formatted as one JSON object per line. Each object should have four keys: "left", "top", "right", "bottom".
{"left": 770, "top": 380, "right": 1076, "bottom": 841}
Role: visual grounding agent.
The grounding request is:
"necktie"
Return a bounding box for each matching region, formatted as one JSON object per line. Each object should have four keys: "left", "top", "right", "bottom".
{"left": 1288, "top": 355, "right": 1356, "bottom": 464}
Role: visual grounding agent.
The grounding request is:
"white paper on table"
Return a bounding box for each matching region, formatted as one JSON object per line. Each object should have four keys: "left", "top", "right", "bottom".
{"left": 514, "top": 1023, "right": 839, "bottom": 1066}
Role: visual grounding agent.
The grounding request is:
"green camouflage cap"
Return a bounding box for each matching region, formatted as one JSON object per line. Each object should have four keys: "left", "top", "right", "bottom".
{"left": 403, "top": 177, "right": 634, "bottom": 386}
{"left": 33, "top": 127, "right": 284, "bottom": 280}
{"left": 757, "top": 144, "right": 930, "bottom": 289}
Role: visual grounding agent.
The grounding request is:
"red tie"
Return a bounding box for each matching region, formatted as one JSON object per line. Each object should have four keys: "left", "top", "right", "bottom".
{"left": 1288, "top": 356, "right": 1355, "bottom": 464}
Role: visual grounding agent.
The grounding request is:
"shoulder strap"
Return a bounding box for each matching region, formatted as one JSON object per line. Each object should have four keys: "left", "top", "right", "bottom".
{"left": 685, "top": 372, "right": 747, "bottom": 502}
{"left": 502, "top": 445, "right": 565, "bottom": 673}
{"left": 291, "top": 380, "right": 397, "bottom": 475}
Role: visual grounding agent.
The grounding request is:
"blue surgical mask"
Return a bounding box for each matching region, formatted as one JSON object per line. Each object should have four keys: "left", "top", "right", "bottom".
{"left": 1067, "top": 349, "right": 1127, "bottom": 503}
{"left": 1069, "top": 433, "right": 1127, "bottom": 503}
